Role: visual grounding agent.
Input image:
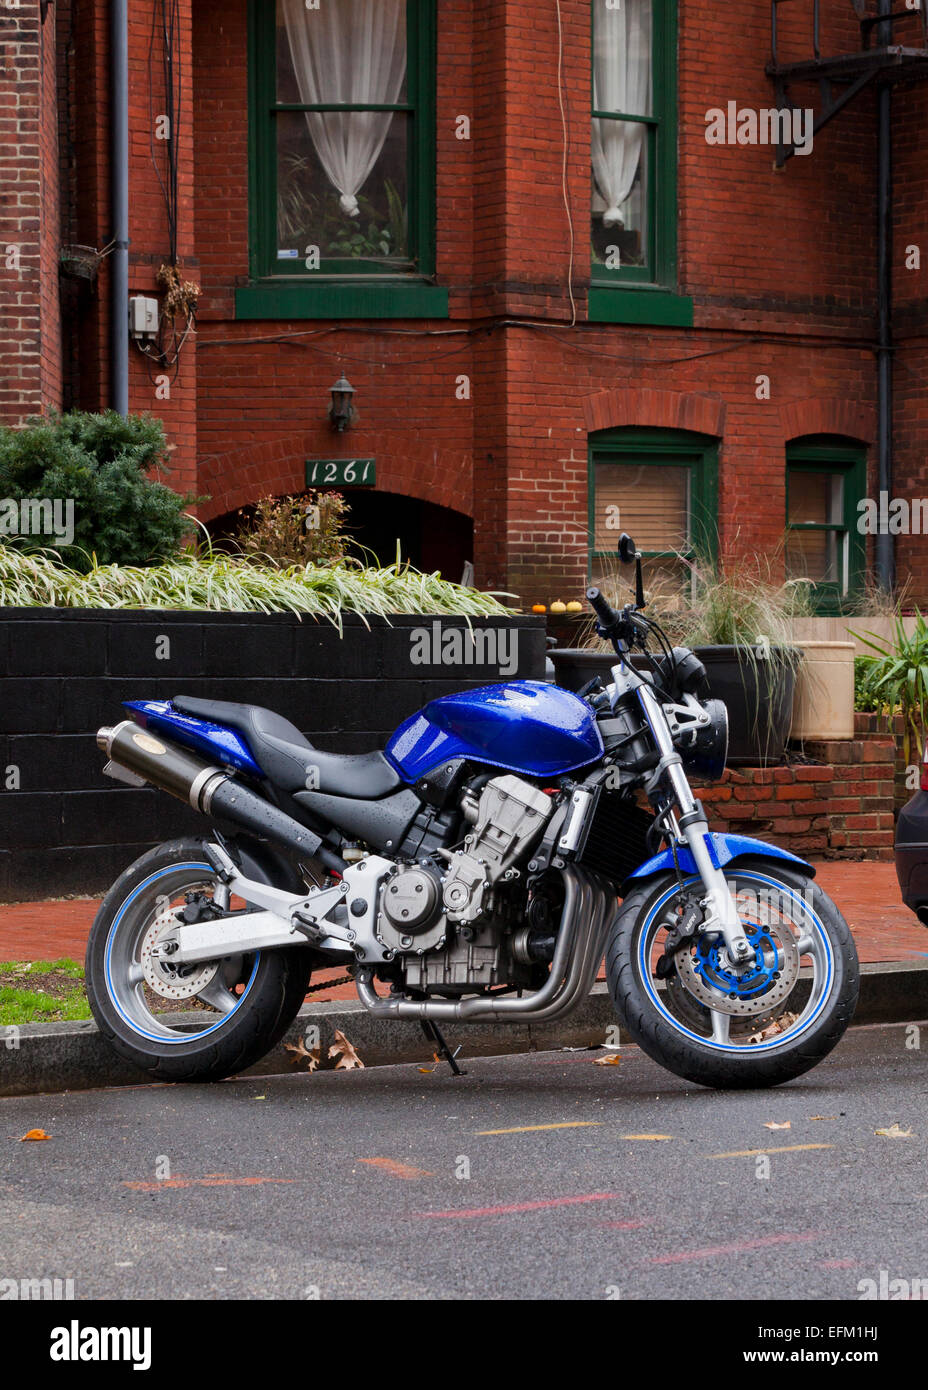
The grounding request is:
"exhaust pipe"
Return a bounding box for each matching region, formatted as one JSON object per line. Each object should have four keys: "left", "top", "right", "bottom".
{"left": 97, "top": 721, "right": 342, "bottom": 869}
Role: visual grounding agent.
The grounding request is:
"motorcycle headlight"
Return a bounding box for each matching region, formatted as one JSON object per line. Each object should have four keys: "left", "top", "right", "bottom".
{"left": 679, "top": 698, "right": 728, "bottom": 782}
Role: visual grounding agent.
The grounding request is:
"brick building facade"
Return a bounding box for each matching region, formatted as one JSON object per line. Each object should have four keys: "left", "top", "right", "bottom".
{"left": 2, "top": 0, "right": 926, "bottom": 607}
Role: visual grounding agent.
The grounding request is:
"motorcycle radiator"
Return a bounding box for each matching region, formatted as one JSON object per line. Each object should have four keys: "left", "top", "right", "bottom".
{"left": 575, "top": 792, "right": 652, "bottom": 889}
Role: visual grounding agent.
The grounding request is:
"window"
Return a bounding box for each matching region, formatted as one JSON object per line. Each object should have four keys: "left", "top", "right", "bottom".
{"left": 590, "top": 0, "right": 684, "bottom": 321}
{"left": 786, "top": 439, "right": 866, "bottom": 612}
{"left": 589, "top": 429, "right": 718, "bottom": 598}
{"left": 243, "top": 0, "right": 445, "bottom": 319}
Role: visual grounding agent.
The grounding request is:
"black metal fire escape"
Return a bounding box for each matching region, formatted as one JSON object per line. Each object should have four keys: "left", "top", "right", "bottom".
{"left": 767, "top": 1, "right": 928, "bottom": 592}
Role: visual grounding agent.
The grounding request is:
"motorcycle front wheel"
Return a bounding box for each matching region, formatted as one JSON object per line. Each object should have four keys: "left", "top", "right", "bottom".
{"left": 607, "top": 857, "right": 859, "bottom": 1089}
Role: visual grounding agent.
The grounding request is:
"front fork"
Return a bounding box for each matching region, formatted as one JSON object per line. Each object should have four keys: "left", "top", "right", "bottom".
{"left": 633, "top": 679, "right": 752, "bottom": 966}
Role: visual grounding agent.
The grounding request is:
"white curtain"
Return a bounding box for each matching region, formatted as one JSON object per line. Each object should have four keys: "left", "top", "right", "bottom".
{"left": 280, "top": 0, "right": 407, "bottom": 218}
{"left": 592, "top": 0, "right": 652, "bottom": 229}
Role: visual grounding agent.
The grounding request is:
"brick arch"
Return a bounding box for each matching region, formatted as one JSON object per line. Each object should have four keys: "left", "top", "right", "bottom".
{"left": 780, "top": 397, "right": 874, "bottom": 445}
{"left": 198, "top": 430, "right": 473, "bottom": 522}
{"left": 581, "top": 387, "right": 726, "bottom": 438}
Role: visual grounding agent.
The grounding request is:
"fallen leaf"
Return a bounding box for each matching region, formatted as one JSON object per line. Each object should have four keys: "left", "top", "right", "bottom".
{"left": 284, "top": 1038, "right": 322, "bottom": 1072}
{"left": 19, "top": 1129, "right": 51, "bottom": 1142}
{"left": 763, "top": 1121, "right": 791, "bottom": 1131}
{"left": 252, "top": 1095, "right": 266, "bottom": 1101}
{"left": 622, "top": 1133, "right": 673, "bottom": 1141}
{"left": 747, "top": 1010, "right": 799, "bottom": 1045}
{"left": 328, "top": 1029, "right": 364, "bottom": 1070}
{"left": 810, "top": 1115, "right": 835, "bottom": 1122}
{"left": 593, "top": 1054, "right": 622, "bottom": 1066}
{"left": 875, "top": 1123, "right": 914, "bottom": 1139}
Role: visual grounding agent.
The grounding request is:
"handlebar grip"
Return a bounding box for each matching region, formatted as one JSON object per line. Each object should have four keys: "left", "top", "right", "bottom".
{"left": 586, "top": 586, "right": 619, "bottom": 628}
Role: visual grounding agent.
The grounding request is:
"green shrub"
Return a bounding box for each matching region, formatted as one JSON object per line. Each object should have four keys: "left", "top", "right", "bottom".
{"left": 0, "top": 410, "right": 194, "bottom": 570}
{"left": 234, "top": 490, "right": 351, "bottom": 567}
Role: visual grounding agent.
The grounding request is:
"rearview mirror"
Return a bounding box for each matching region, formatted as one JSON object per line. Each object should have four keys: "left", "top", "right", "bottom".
{"left": 617, "top": 533, "right": 645, "bottom": 610}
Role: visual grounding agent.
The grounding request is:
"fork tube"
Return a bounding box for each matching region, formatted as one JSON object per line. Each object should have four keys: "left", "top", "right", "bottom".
{"left": 636, "top": 683, "right": 752, "bottom": 963}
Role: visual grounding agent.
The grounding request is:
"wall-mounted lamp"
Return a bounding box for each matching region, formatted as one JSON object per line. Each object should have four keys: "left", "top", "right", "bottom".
{"left": 329, "top": 376, "right": 356, "bottom": 433}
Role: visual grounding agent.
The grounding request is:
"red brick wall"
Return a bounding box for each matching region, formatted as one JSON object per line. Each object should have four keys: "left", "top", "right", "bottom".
{"left": 698, "top": 736, "right": 896, "bottom": 861}
{"left": 14, "top": 1, "right": 928, "bottom": 605}
{"left": 0, "top": 1, "right": 60, "bottom": 425}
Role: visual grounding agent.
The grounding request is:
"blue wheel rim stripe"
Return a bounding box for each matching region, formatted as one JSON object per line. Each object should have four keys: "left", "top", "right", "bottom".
{"left": 636, "top": 870, "right": 834, "bottom": 1055}
{"left": 104, "top": 862, "right": 261, "bottom": 1046}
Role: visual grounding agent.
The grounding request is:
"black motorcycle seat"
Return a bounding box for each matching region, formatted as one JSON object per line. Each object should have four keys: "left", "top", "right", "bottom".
{"left": 173, "top": 696, "right": 402, "bottom": 799}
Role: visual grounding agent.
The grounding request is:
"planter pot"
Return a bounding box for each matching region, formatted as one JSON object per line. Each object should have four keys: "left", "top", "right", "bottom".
{"left": 790, "top": 641, "right": 855, "bottom": 741}
{"left": 695, "top": 645, "right": 798, "bottom": 766}
{"left": 548, "top": 647, "right": 649, "bottom": 693}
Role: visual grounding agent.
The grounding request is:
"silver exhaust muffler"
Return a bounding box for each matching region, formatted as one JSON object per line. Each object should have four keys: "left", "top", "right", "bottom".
{"left": 97, "top": 720, "right": 334, "bottom": 864}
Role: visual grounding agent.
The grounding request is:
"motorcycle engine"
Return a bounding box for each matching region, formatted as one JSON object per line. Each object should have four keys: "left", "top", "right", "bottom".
{"left": 376, "top": 774, "right": 553, "bottom": 993}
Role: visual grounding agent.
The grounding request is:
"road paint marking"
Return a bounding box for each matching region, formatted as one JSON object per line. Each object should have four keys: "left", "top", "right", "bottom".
{"left": 644, "top": 1232, "right": 821, "bottom": 1265}
{"left": 622, "top": 1133, "right": 673, "bottom": 1141}
{"left": 359, "top": 1157, "right": 435, "bottom": 1179}
{"left": 414, "top": 1192, "right": 623, "bottom": 1219}
{"left": 474, "top": 1122, "right": 602, "bottom": 1135}
{"left": 122, "top": 1176, "right": 298, "bottom": 1191}
{"left": 706, "top": 1143, "right": 833, "bottom": 1158}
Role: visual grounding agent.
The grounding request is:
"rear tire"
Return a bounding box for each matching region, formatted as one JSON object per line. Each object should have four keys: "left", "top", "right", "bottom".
{"left": 607, "top": 857, "right": 859, "bottom": 1089}
{"left": 85, "top": 838, "right": 315, "bottom": 1084}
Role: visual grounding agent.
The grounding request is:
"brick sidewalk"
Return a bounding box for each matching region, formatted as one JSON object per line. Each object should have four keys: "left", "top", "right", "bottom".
{"left": 0, "top": 861, "right": 923, "bottom": 1003}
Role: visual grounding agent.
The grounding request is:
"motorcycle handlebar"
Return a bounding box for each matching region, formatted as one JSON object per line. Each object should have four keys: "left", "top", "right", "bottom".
{"left": 585, "top": 587, "right": 621, "bottom": 630}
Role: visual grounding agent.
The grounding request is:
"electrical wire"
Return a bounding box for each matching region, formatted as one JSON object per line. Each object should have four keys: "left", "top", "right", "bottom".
{"left": 555, "top": 0, "right": 577, "bottom": 328}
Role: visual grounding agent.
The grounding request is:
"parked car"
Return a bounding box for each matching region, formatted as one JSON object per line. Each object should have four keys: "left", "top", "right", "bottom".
{"left": 894, "top": 745, "right": 928, "bottom": 925}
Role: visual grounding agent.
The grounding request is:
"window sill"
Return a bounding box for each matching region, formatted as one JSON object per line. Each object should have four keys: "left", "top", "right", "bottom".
{"left": 235, "top": 280, "right": 449, "bottom": 321}
{"left": 588, "top": 285, "right": 694, "bottom": 327}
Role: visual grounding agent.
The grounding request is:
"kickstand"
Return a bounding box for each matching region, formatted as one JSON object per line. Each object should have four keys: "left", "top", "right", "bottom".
{"left": 420, "top": 1019, "right": 466, "bottom": 1076}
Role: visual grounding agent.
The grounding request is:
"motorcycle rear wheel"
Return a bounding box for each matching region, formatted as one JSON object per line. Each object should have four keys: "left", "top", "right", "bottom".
{"left": 85, "top": 838, "right": 314, "bottom": 1083}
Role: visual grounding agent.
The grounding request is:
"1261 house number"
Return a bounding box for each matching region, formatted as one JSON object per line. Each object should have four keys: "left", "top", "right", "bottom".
{"left": 305, "top": 459, "right": 376, "bottom": 487}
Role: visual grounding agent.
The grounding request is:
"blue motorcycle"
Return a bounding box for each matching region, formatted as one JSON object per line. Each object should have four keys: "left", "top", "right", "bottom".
{"left": 86, "top": 534, "right": 859, "bottom": 1089}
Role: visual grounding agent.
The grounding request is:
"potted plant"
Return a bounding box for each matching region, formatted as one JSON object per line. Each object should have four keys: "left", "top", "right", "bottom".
{"left": 853, "top": 609, "right": 928, "bottom": 765}
{"left": 557, "top": 555, "right": 808, "bottom": 765}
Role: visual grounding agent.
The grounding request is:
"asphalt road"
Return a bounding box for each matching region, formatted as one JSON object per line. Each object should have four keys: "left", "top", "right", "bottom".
{"left": 1, "top": 1022, "right": 927, "bottom": 1302}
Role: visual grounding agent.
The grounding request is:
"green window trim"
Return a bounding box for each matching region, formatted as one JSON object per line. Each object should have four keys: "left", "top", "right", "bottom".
{"left": 588, "top": 427, "right": 719, "bottom": 584}
{"left": 244, "top": 0, "right": 444, "bottom": 321}
{"left": 785, "top": 438, "right": 867, "bottom": 615}
{"left": 590, "top": 0, "right": 680, "bottom": 303}
{"left": 587, "top": 285, "right": 693, "bottom": 326}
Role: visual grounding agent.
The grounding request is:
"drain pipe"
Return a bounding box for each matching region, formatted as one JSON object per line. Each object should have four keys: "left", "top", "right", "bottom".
{"left": 110, "top": 0, "right": 130, "bottom": 415}
{"left": 875, "top": 4, "right": 894, "bottom": 591}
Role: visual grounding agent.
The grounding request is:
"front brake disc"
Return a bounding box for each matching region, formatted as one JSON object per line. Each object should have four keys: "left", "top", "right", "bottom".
{"left": 675, "top": 922, "right": 800, "bottom": 1018}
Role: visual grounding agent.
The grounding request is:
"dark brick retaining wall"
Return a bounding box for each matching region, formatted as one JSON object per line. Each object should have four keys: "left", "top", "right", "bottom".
{"left": 0, "top": 610, "right": 545, "bottom": 902}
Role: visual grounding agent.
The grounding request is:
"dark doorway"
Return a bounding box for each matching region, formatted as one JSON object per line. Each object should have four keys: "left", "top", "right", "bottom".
{"left": 209, "top": 491, "right": 473, "bottom": 583}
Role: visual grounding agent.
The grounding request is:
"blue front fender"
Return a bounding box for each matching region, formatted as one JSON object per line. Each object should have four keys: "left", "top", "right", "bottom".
{"left": 624, "top": 833, "right": 814, "bottom": 888}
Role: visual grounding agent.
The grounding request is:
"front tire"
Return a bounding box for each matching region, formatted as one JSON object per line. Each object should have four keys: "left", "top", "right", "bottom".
{"left": 607, "top": 857, "right": 859, "bottom": 1089}
{"left": 85, "top": 838, "right": 315, "bottom": 1083}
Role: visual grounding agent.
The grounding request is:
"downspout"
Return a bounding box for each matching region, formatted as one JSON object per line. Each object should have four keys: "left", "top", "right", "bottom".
{"left": 875, "top": 2, "right": 894, "bottom": 591}
{"left": 110, "top": 0, "right": 129, "bottom": 415}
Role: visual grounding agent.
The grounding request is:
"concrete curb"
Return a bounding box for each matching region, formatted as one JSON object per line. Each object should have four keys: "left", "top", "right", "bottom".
{"left": 2, "top": 961, "right": 927, "bottom": 1098}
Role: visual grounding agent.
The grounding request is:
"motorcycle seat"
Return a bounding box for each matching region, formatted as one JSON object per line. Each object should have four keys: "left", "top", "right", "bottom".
{"left": 172, "top": 696, "right": 403, "bottom": 800}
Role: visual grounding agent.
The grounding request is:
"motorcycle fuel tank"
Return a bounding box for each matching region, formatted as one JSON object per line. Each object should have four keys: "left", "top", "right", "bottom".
{"left": 386, "top": 680, "right": 604, "bottom": 781}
